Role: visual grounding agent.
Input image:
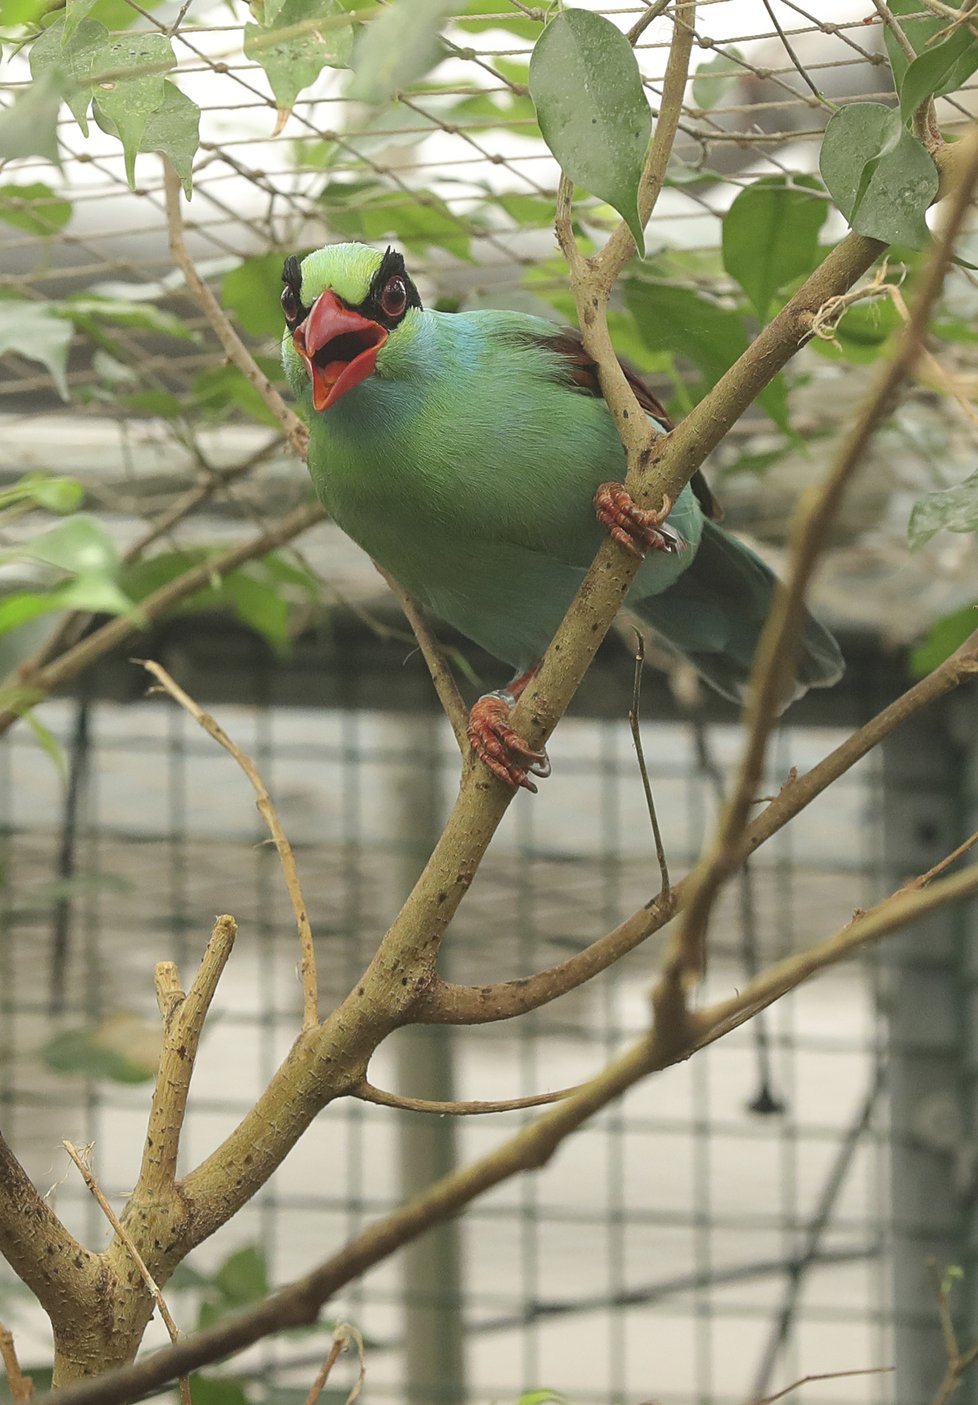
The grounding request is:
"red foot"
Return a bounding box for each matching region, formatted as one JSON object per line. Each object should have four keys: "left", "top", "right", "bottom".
{"left": 467, "top": 691, "right": 551, "bottom": 794}
{"left": 594, "top": 483, "right": 685, "bottom": 559}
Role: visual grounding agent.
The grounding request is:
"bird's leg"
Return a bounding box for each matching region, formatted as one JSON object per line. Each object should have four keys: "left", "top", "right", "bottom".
{"left": 467, "top": 665, "right": 551, "bottom": 794}
{"left": 594, "top": 484, "right": 686, "bottom": 560}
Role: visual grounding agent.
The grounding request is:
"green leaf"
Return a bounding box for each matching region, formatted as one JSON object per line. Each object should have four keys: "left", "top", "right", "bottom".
{"left": 29, "top": 16, "right": 108, "bottom": 134}
{"left": 347, "top": 0, "right": 453, "bottom": 104}
{"left": 516, "top": 1393, "right": 568, "bottom": 1405}
{"left": 0, "top": 590, "right": 66, "bottom": 636}
{"left": 0, "top": 182, "right": 72, "bottom": 235}
{"left": 185, "top": 1380, "right": 249, "bottom": 1405}
{"left": 5, "top": 515, "right": 118, "bottom": 575}
{"left": 323, "top": 185, "right": 475, "bottom": 259}
{"left": 0, "top": 300, "right": 72, "bottom": 400}
{"left": 63, "top": 0, "right": 100, "bottom": 42}
{"left": 819, "top": 103, "right": 938, "bottom": 248}
{"left": 245, "top": 0, "right": 353, "bottom": 113}
{"left": 22, "top": 707, "right": 67, "bottom": 780}
{"left": 692, "top": 47, "right": 745, "bottom": 110}
{"left": 220, "top": 570, "right": 290, "bottom": 653}
{"left": 223, "top": 252, "right": 292, "bottom": 338}
{"left": 41, "top": 1026, "right": 155, "bottom": 1084}
{"left": 722, "top": 176, "right": 829, "bottom": 319}
{"left": 65, "top": 293, "right": 196, "bottom": 340}
{"left": 0, "top": 67, "right": 64, "bottom": 166}
{"left": 908, "top": 470, "right": 978, "bottom": 548}
{"left": 139, "top": 82, "right": 199, "bottom": 197}
{"left": 529, "top": 9, "right": 652, "bottom": 255}
{"left": 625, "top": 276, "right": 788, "bottom": 430}
{"left": 192, "top": 360, "right": 281, "bottom": 427}
{"left": 213, "top": 1246, "right": 270, "bottom": 1305}
{"left": 911, "top": 602, "right": 978, "bottom": 675}
{"left": 0, "top": 0, "right": 49, "bottom": 24}
{"left": 0, "top": 472, "right": 83, "bottom": 514}
{"left": 90, "top": 31, "right": 174, "bottom": 186}
{"left": 883, "top": 0, "right": 948, "bottom": 90}
{"left": 900, "top": 25, "right": 978, "bottom": 121}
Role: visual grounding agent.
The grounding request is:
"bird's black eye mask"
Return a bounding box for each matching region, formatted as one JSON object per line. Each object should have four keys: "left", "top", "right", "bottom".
{"left": 281, "top": 255, "right": 307, "bottom": 329}
{"left": 359, "top": 247, "right": 423, "bottom": 330}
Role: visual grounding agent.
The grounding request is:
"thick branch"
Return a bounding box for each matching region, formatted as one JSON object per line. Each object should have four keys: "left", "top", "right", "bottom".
{"left": 0, "top": 1131, "right": 105, "bottom": 1325}
{"left": 36, "top": 862, "right": 978, "bottom": 1405}
{"left": 418, "top": 624, "right": 978, "bottom": 1024}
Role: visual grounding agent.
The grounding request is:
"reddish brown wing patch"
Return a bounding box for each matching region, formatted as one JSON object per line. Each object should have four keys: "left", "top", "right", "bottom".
{"left": 535, "top": 326, "right": 724, "bottom": 524}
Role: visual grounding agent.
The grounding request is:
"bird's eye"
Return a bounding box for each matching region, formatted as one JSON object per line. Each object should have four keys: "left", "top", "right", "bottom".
{"left": 379, "top": 275, "right": 408, "bottom": 320}
{"left": 281, "top": 284, "right": 302, "bottom": 325}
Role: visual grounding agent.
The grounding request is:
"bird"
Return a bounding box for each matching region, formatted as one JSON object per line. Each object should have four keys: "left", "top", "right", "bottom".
{"left": 280, "top": 242, "right": 843, "bottom": 791}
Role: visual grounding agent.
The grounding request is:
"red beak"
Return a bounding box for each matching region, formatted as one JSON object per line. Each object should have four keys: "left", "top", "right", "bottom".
{"left": 292, "top": 289, "right": 388, "bottom": 412}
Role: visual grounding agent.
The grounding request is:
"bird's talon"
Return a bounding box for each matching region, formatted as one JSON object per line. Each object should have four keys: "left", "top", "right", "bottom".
{"left": 468, "top": 692, "right": 549, "bottom": 793}
{"left": 594, "top": 482, "right": 685, "bottom": 559}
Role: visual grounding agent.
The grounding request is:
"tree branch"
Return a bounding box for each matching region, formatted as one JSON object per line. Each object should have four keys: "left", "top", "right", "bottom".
{"left": 418, "top": 622, "right": 978, "bottom": 1025}
{"left": 162, "top": 161, "right": 307, "bottom": 460}
{"left": 0, "top": 500, "right": 326, "bottom": 739}
{"left": 0, "top": 1131, "right": 104, "bottom": 1328}
{"left": 138, "top": 663, "right": 318, "bottom": 1029}
{"left": 34, "top": 861, "right": 978, "bottom": 1405}
{"left": 134, "top": 915, "right": 237, "bottom": 1199}
{"left": 353, "top": 1080, "right": 576, "bottom": 1116}
{"left": 672, "top": 123, "right": 978, "bottom": 987}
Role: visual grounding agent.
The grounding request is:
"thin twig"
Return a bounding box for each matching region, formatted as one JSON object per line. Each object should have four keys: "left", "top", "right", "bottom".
{"left": 747, "top": 1366, "right": 894, "bottom": 1405}
{"left": 670, "top": 124, "right": 978, "bottom": 994}
{"left": 305, "top": 1324, "right": 365, "bottom": 1405}
{"left": 162, "top": 160, "right": 308, "bottom": 461}
{"left": 375, "top": 566, "right": 469, "bottom": 754}
{"left": 628, "top": 631, "right": 669, "bottom": 897}
{"left": 62, "top": 1142, "right": 192, "bottom": 1405}
{"left": 139, "top": 661, "right": 318, "bottom": 1028}
{"left": 929, "top": 1259, "right": 978, "bottom": 1405}
{"left": 871, "top": 0, "right": 916, "bottom": 61}
{"left": 354, "top": 1080, "right": 578, "bottom": 1115}
{"left": 916, "top": 828, "right": 978, "bottom": 887}
{"left": 627, "top": 0, "right": 674, "bottom": 45}
{"left": 136, "top": 917, "right": 237, "bottom": 1199}
{"left": 0, "top": 1321, "right": 33, "bottom": 1401}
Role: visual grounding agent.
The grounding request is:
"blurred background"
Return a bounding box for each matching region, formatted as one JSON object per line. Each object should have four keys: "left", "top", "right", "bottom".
{"left": 1, "top": 2, "right": 977, "bottom": 1403}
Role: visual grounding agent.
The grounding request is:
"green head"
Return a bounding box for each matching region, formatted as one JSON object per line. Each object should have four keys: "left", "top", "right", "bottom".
{"left": 280, "top": 243, "right": 423, "bottom": 412}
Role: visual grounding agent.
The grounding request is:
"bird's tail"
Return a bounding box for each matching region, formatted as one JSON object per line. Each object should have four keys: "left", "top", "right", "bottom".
{"left": 632, "top": 518, "right": 844, "bottom": 708}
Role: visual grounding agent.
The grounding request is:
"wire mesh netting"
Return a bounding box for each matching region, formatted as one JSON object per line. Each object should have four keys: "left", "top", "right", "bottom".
{"left": 2, "top": 680, "right": 922, "bottom": 1405}
{"left": 3, "top": 1, "right": 978, "bottom": 1403}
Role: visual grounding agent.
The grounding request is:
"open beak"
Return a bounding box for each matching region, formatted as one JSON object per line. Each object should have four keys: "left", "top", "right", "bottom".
{"left": 293, "top": 289, "right": 388, "bottom": 412}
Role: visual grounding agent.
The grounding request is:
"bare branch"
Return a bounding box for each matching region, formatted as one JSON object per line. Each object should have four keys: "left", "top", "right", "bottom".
{"left": 35, "top": 861, "right": 978, "bottom": 1405}
{"left": 162, "top": 161, "right": 307, "bottom": 460}
{"left": 135, "top": 915, "right": 238, "bottom": 1198}
{"left": 0, "top": 1130, "right": 102, "bottom": 1325}
{"left": 62, "top": 1142, "right": 192, "bottom": 1405}
{"left": 375, "top": 565, "right": 469, "bottom": 754}
{"left": 354, "top": 1080, "right": 577, "bottom": 1116}
{"left": 673, "top": 123, "right": 978, "bottom": 989}
{"left": 139, "top": 662, "right": 318, "bottom": 1028}
{"left": 629, "top": 631, "right": 669, "bottom": 898}
{"left": 0, "top": 1321, "right": 34, "bottom": 1401}
{"left": 417, "top": 625, "right": 978, "bottom": 1026}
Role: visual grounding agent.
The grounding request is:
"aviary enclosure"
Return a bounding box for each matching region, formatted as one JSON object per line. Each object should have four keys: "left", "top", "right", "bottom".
{"left": 1, "top": 3, "right": 977, "bottom": 1404}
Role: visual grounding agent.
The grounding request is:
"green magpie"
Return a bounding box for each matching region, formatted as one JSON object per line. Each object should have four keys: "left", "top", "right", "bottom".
{"left": 280, "top": 242, "right": 843, "bottom": 791}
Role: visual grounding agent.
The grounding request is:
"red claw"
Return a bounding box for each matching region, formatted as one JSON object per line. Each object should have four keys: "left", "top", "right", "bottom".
{"left": 467, "top": 691, "right": 551, "bottom": 794}
{"left": 594, "top": 483, "right": 686, "bottom": 558}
